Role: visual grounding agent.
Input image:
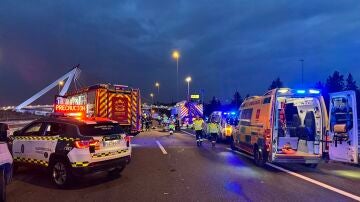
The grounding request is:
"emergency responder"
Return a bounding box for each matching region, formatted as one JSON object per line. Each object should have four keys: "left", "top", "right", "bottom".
{"left": 193, "top": 115, "right": 205, "bottom": 146}
{"left": 207, "top": 119, "right": 220, "bottom": 147}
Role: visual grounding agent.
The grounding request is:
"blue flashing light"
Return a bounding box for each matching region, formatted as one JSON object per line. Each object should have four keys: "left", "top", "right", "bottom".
{"left": 230, "top": 112, "right": 236, "bottom": 115}
{"left": 309, "top": 89, "right": 320, "bottom": 94}
{"left": 296, "top": 90, "right": 306, "bottom": 94}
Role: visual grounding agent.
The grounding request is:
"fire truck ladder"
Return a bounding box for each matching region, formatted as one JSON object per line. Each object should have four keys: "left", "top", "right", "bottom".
{"left": 15, "top": 65, "right": 81, "bottom": 111}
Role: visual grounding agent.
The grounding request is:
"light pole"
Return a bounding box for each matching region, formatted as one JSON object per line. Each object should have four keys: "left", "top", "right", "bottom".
{"left": 185, "top": 76, "right": 191, "bottom": 100}
{"left": 155, "top": 82, "right": 160, "bottom": 94}
{"left": 150, "top": 93, "right": 154, "bottom": 104}
{"left": 299, "top": 59, "right": 304, "bottom": 87}
{"left": 172, "top": 50, "right": 180, "bottom": 101}
{"left": 58, "top": 81, "right": 64, "bottom": 94}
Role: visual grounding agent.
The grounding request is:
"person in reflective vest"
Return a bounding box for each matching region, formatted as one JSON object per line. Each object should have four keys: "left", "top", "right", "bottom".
{"left": 193, "top": 115, "right": 205, "bottom": 146}
{"left": 207, "top": 119, "right": 219, "bottom": 147}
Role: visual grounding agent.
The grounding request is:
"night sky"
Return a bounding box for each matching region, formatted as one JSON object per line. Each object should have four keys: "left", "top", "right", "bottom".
{"left": 1, "top": 1, "right": 360, "bottom": 105}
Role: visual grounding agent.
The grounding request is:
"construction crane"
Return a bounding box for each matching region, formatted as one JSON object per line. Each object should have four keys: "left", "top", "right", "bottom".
{"left": 15, "top": 65, "right": 81, "bottom": 111}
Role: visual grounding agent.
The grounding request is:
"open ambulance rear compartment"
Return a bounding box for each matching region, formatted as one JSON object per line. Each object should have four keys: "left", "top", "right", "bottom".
{"left": 272, "top": 92, "right": 323, "bottom": 163}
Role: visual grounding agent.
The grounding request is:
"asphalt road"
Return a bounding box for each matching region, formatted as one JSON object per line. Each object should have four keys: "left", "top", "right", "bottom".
{"left": 6, "top": 129, "right": 360, "bottom": 202}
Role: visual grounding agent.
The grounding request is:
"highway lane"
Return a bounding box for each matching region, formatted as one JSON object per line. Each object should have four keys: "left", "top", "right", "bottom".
{"left": 6, "top": 129, "right": 360, "bottom": 202}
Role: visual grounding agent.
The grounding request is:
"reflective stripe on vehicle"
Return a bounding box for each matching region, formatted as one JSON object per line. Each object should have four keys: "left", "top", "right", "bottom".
{"left": 14, "top": 136, "right": 79, "bottom": 141}
{"left": 13, "top": 157, "right": 48, "bottom": 166}
{"left": 91, "top": 149, "right": 129, "bottom": 158}
{"left": 71, "top": 161, "right": 90, "bottom": 167}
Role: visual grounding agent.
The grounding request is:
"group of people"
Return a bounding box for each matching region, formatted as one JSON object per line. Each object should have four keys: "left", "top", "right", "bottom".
{"left": 193, "top": 115, "right": 220, "bottom": 147}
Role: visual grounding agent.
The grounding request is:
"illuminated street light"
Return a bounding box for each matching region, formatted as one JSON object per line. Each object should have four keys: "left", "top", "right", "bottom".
{"left": 172, "top": 50, "right": 180, "bottom": 101}
{"left": 150, "top": 93, "right": 154, "bottom": 104}
{"left": 185, "top": 76, "right": 191, "bottom": 100}
{"left": 58, "top": 81, "right": 64, "bottom": 94}
{"left": 155, "top": 82, "right": 160, "bottom": 94}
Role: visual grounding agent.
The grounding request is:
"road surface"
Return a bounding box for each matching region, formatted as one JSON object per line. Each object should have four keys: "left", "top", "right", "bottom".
{"left": 6, "top": 129, "right": 360, "bottom": 202}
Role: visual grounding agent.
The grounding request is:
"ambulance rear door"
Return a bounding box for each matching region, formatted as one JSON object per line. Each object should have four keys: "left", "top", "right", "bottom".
{"left": 328, "top": 91, "right": 358, "bottom": 164}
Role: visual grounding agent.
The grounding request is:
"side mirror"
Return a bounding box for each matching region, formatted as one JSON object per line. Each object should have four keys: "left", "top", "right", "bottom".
{"left": 13, "top": 130, "right": 21, "bottom": 137}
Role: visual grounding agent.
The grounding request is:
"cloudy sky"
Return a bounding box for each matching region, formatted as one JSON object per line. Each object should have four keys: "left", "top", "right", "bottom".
{"left": 1, "top": 0, "right": 360, "bottom": 105}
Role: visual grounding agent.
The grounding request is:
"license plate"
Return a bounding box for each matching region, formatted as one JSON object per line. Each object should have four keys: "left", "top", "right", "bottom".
{"left": 103, "top": 140, "right": 121, "bottom": 147}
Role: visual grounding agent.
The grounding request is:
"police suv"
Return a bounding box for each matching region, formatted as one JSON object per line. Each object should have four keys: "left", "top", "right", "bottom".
{"left": 9, "top": 116, "right": 131, "bottom": 188}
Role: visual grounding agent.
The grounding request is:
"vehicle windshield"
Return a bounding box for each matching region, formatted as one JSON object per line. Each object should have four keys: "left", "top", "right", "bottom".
{"left": 79, "top": 123, "right": 124, "bottom": 136}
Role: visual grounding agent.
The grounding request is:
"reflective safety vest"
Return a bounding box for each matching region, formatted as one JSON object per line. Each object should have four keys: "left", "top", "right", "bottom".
{"left": 193, "top": 119, "right": 204, "bottom": 131}
{"left": 208, "top": 123, "right": 219, "bottom": 134}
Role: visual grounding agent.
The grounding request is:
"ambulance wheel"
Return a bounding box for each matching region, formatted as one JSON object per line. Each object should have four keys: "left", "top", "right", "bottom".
{"left": 0, "top": 168, "right": 6, "bottom": 202}
{"left": 254, "top": 146, "right": 267, "bottom": 167}
{"left": 50, "top": 159, "right": 73, "bottom": 188}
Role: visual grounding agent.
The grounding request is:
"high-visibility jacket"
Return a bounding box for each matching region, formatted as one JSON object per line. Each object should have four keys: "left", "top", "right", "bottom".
{"left": 208, "top": 123, "right": 219, "bottom": 134}
{"left": 193, "top": 119, "right": 204, "bottom": 131}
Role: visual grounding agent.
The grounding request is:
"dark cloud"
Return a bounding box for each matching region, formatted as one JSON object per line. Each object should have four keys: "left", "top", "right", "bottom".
{"left": 0, "top": 0, "right": 360, "bottom": 105}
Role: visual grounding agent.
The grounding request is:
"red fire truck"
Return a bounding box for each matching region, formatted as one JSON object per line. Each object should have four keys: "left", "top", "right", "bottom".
{"left": 54, "top": 84, "right": 142, "bottom": 136}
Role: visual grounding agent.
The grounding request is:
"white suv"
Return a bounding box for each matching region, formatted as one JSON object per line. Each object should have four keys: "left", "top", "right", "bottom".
{"left": 10, "top": 117, "right": 131, "bottom": 188}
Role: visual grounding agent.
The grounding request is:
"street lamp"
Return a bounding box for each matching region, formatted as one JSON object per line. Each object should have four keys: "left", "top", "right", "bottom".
{"left": 58, "top": 81, "right": 64, "bottom": 94}
{"left": 172, "top": 50, "right": 180, "bottom": 101}
{"left": 185, "top": 76, "right": 191, "bottom": 100}
{"left": 155, "top": 82, "right": 160, "bottom": 94}
{"left": 150, "top": 93, "right": 154, "bottom": 104}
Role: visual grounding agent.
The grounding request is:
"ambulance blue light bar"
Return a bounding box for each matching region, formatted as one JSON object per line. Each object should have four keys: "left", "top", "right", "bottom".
{"left": 296, "top": 90, "right": 306, "bottom": 94}
{"left": 309, "top": 89, "right": 320, "bottom": 94}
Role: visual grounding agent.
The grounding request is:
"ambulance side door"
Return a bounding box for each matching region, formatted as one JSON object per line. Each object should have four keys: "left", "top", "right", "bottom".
{"left": 328, "top": 91, "right": 358, "bottom": 164}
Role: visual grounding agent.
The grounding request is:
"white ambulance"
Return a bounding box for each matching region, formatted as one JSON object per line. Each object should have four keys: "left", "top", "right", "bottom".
{"left": 231, "top": 88, "right": 358, "bottom": 167}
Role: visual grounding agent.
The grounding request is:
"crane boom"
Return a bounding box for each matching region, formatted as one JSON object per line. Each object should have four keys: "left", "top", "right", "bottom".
{"left": 15, "top": 66, "right": 81, "bottom": 111}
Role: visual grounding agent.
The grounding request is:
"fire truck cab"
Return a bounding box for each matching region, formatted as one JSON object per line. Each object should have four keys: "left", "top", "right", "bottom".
{"left": 231, "top": 88, "right": 358, "bottom": 167}
{"left": 55, "top": 84, "right": 142, "bottom": 136}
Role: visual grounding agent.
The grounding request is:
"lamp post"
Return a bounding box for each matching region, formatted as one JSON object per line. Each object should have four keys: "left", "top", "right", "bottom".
{"left": 150, "top": 93, "right": 154, "bottom": 104}
{"left": 172, "top": 50, "right": 180, "bottom": 101}
{"left": 58, "top": 81, "right": 64, "bottom": 94}
{"left": 155, "top": 82, "right": 160, "bottom": 94}
{"left": 185, "top": 76, "right": 191, "bottom": 100}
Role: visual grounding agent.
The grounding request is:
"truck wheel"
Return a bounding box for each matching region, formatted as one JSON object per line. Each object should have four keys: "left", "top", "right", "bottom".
{"left": 50, "top": 159, "right": 73, "bottom": 188}
{"left": 254, "top": 147, "right": 267, "bottom": 167}
{"left": 0, "top": 168, "right": 6, "bottom": 202}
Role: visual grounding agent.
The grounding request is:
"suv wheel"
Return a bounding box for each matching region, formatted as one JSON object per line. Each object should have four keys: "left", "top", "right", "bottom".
{"left": 50, "top": 159, "right": 73, "bottom": 188}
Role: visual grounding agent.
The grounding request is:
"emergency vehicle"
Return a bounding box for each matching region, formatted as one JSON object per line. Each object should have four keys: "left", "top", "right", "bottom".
{"left": 0, "top": 123, "right": 13, "bottom": 201}
{"left": 231, "top": 88, "right": 358, "bottom": 167}
{"left": 171, "top": 100, "right": 203, "bottom": 127}
{"left": 207, "top": 111, "right": 237, "bottom": 142}
{"left": 55, "top": 84, "right": 142, "bottom": 136}
{"left": 9, "top": 116, "right": 131, "bottom": 188}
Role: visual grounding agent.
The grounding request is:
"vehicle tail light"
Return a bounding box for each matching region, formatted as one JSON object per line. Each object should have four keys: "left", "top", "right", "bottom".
{"left": 89, "top": 140, "right": 100, "bottom": 150}
{"left": 74, "top": 140, "right": 90, "bottom": 149}
{"left": 125, "top": 136, "right": 132, "bottom": 147}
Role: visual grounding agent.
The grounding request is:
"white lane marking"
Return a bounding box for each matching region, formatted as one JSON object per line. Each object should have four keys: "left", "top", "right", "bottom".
{"left": 181, "top": 130, "right": 195, "bottom": 136}
{"left": 267, "top": 163, "right": 360, "bottom": 201}
{"left": 156, "top": 140, "right": 168, "bottom": 154}
{"left": 226, "top": 148, "right": 360, "bottom": 201}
